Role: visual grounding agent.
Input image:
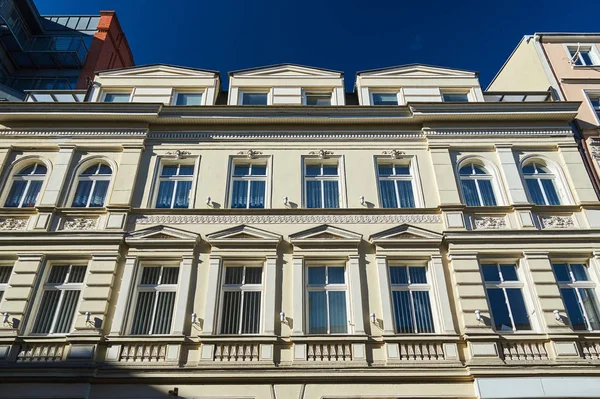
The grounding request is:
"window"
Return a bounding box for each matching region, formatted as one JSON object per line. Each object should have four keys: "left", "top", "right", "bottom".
{"left": 522, "top": 162, "right": 561, "bottom": 205}
{"left": 220, "top": 266, "right": 263, "bottom": 334}
{"left": 307, "top": 266, "right": 348, "bottom": 334}
{"left": 459, "top": 163, "right": 497, "bottom": 206}
{"left": 72, "top": 163, "right": 112, "bottom": 207}
{"left": 305, "top": 93, "right": 331, "bottom": 106}
{"left": 481, "top": 264, "right": 531, "bottom": 332}
{"left": 240, "top": 92, "right": 268, "bottom": 105}
{"left": 589, "top": 95, "right": 600, "bottom": 119}
{"left": 5, "top": 163, "right": 47, "bottom": 208}
{"left": 442, "top": 92, "right": 469, "bottom": 102}
{"left": 32, "top": 265, "right": 86, "bottom": 334}
{"left": 569, "top": 46, "right": 600, "bottom": 66}
{"left": 0, "top": 266, "right": 12, "bottom": 303}
{"left": 175, "top": 92, "right": 203, "bottom": 106}
{"left": 103, "top": 93, "right": 130, "bottom": 103}
{"left": 229, "top": 163, "right": 266, "bottom": 209}
{"left": 389, "top": 266, "right": 434, "bottom": 333}
{"left": 131, "top": 266, "right": 179, "bottom": 335}
{"left": 377, "top": 163, "right": 415, "bottom": 208}
{"left": 553, "top": 263, "right": 600, "bottom": 331}
{"left": 372, "top": 92, "right": 398, "bottom": 106}
{"left": 155, "top": 163, "right": 194, "bottom": 209}
{"left": 304, "top": 162, "right": 340, "bottom": 208}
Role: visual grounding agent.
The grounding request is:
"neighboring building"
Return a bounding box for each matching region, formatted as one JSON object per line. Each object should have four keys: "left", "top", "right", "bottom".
{"left": 488, "top": 33, "right": 600, "bottom": 199}
{"left": 0, "top": 0, "right": 133, "bottom": 101}
{"left": 1, "top": 63, "right": 600, "bottom": 399}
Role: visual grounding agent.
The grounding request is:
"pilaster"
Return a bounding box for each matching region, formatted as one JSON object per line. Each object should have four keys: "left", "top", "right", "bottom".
{"left": 201, "top": 256, "right": 222, "bottom": 335}
{"left": 348, "top": 255, "right": 365, "bottom": 335}
{"left": 292, "top": 256, "right": 304, "bottom": 335}
{"left": 109, "top": 256, "right": 137, "bottom": 335}
{"left": 172, "top": 255, "right": 195, "bottom": 335}
{"left": 263, "top": 255, "right": 278, "bottom": 335}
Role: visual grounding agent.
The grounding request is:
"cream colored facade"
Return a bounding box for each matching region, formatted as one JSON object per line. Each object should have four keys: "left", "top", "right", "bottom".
{"left": 1, "top": 64, "right": 600, "bottom": 399}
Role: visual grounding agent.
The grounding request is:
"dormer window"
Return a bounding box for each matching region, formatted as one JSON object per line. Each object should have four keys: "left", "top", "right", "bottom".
{"left": 240, "top": 92, "right": 268, "bottom": 105}
{"left": 304, "top": 92, "right": 331, "bottom": 106}
{"left": 174, "top": 92, "right": 203, "bottom": 106}
{"left": 103, "top": 92, "right": 131, "bottom": 103}
{"left": 442, "top": 91, "right": 469, "bottom": 102}
{"left": 372, "top": 92, "right": 399, "bottom": 106}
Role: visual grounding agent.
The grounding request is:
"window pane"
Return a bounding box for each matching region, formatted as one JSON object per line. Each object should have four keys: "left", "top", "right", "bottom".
{"left": 506, "top": 288, "right": 531, "bottom": 330}
{"left": 54, "top": 290, "right": 80, "bottom": 333}
{"left": 245, "top": 267, "right": 263, "bottom": 284}
{"left": 306, "top": 94, "right": 331, "bottom": 106}
{"left": 18, "top": 165, "right": 36, "bottom": 175}
{"left": 176, "top": 93, "right": 202, "bottom": 106}
{"left": 242, "top": 93, "right": 268, "bottom": 105}
{"left": 413, "top": 291, "right": 434, "bottom": 333}
{"left": 308, "top": 267, "right": 326, "bottom": 285}
{"left": 153, "top": 291, "right": 176, "bottom": 334}
{"left": 48, "top": 265, "right": 69, "bottom": 284}
{"left": 378, "top": 165, "right": 393, "bottom": 176}
{"left": 392, "top": 291, "right": 413, "bottom": 333}
{"left": 178, "top": 165, "right": 194, "bottom": 176}
{"left": 98, "top": 164, "right": 112, "bottom": 175}
{"left": 372, "top": 93, "right": 398, "bottom": 106}
{"left": 241, "top": 291, "right": 261, "bottom": 333}
{"left": 389, "top": 266, "right": 408, "bottom": 285}
{"left": 306, "top": 181, "right": 322, "bottom": 208}
{"left": 461, "top": 179, "right": 481, "bottom": 206}
{"left": 571, "top": 264, "right": 588, "bottom": 282}
{"left": 561, "top": 288, "right": 586, "bottom": 330}
{"left": 230, "top": 180, "right": 248, "bottom": 208}
{"left": 552, "top": 264, "right": 571, "bottom": 283}
{"left": 233, "top": 165, "right": 250, "bottom": 176}
{"left": 308, "top": 291, "right": 327, "bottom": 334}
{"left": 395, "top": 166, "right": 411, "bottom": 175}
{"left": 478, "top": 180, "right": 497, "bottom": 206}
{"left": 328, "top": 291, "right": 348, "bottom": 333}
{"left": 522, "top": 164, "right": 535, "bottom": 174}
{"left": 173, "top": 181, "right": 191, "bottom": 209}
{"left": 443, "top": 93, "right": 469, "bottom": 102}
{"left": 580, "top": 288, "right": 600, "bottom": 330}
{"left": 140, "top": 267, "right": 161, "bottom": 285}
{"left": 251, "top": 165, "right": 267, "bottom": 176}
{"left": 129, "top": 291, "right": 156, "bottom": 334}
{"left": 481, "top": 265, "right": 500, "bottom": 283}
{"left": 526, "top": 179, "right": 545, "bottom": 205}
{"left": 249, "top": 181, "right": 265, "bottom": 209}
{"left": 104, "top": 93, "right": 130, "bottom": 102}
{"left": 487, "top": 288, "right": 513, "bottom": 331}
{"left": 68, "top": 266, "right": 87, "bottom": 283}
{"left": 473, "top": 165, "right": 486, "bottom": 175}
{"left": 22, "top": 181, "right": 42, "bottom": 207}
{"left": 89, "top": 180, "right": 109, "bottom": 207}
{"left": 541, "top": 179, "right": 560, "bottom": 205}
{"left": 323, "top": 181, "right": 339, "bottom": 208}
{"left": 161, "top": 165, "right": 178, "bottom": 177}
{"left": 459, "top": 165, "right": 472, "bottom": 175}
{"left": 156, "top": 181, "right": 175, "bottom": 208}
{"left": 0, "top": 266, "right": 11, "bottom": 283}
{"left": 221, "top": 291, "right": 241, "bottom": 334}
{"left": 379, "top": 180, "right": 398, "bottom": 208}
{"left": 397, "top": 181, "right": 415, "bottom": 208}
{"left": 328, "top": 267, "right": 345, "bottom": 284}
{"left": 5, "top": 181, "right": 27, "bottom": 207}
{"left": 322, "top": 165, "right": 338, "bottom": 176}
{"left": 499, "top": 265, "right": 518, "bottom": 282}
{"left": 409, "top": 267, "right": 427, "bottom": 284}
{"left": 72, "top": 180, "right": 92, "bottom": 207}
{"left": 580, "top": 51, "right": 594, "bottom": 66}
{"left": 305, "top": 165, "right": 320, "bottom": 176}
{"left": 32, "top": 290, "right": 61, "bottom": 333}
{"left": 161, "top": 267, "right": 179, "bottom": 284}
{"left": 224, "top": 267, "right": 243, "bottom": 285}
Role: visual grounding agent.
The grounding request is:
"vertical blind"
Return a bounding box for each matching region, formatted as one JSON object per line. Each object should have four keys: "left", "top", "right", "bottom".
{"left": 307, "top": 266, "right": 348, "bottom": 334}
{"left": 553, "top": 263, "right": 600, "bottom": 331}
{"left": 459, "top": 164, "right": 497, "bottom": 206}
{"left": 220, "top": 266, "right": 263, "bottom": 334}
{"left": 522, "top": 163, "right": 561, "bottom": 205}
{"left": 0, "top": 266, "right": 12, "bottom": 304}
{"left": 32, "top": 265, "right": 86, "bottom": 334}
{"left": 230, "top": 164, "right": 267, "bottom": 209}
{"left": 389, "top": 266, "right": 434, "bottom": 333}
{"left": 156, "top": 164, "right": 193, "bottom": 209}
{"left": 5, "top": 163, "right": 46, "bottom": 208}
{"left": 378, "top": 164, "right": 416, "bottom": 208}
{"left": 131, "top": 266, "right": 179, "bottom": 335}
{"left": 72, "top": 163, "right": 112, "bottom": 208}
{"left": 305, "top": 164, "right": 340, "bottom": 209}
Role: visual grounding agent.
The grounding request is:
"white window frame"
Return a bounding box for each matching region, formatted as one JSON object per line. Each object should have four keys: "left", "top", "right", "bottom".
{"left": 388, "top": 264, "right": 436, "bottom": 334}
{"left": 375, "top": 156, "right": 423, "bottom": 208}
{"left": 239, "top": 90, "right": 271, "bottom": 106}
{"left": 481, "top": 262, "right": 533, "bottom": 333}
{"left": 553, "top": 262, "right": 600, "bottom": 331}
{"left": 441, "top": 89, "right": 472, "bottom": 102}
{"left": 101, "top": 90, "right": 133, "bottom": 103}
{"left": 218, "top": 264, "right": 264, "bottom": 335}
{"left": 4, "top": 163, "right": 47, "bottom": 208}
{"left": 153, "top": 162, "right": 195, "bottom": 209}
{"left": 148, "top": 156, "right": 199, "bottom": 209}
{"left": 522, "top": 161, "right": 562, "bottom": 205}
{"left": 565, "top": 44, "right": 600, "bottom": 66}
{"left": 0, "top": 265, "right": 12, "bottom": 303}
{"left": 302, "top": 90, "right": 333, "bottom": 106}
{"left": 70, "top": 163, "right": 113, "bottom": 208}
{"left": 172, "top": 90, "right": 206, "bottom": 106}
{"left": 584, "top": 90, "right": 600, "bottom": 125}
{"left": 305, "top": 264, "right": 350, "bottom": 335}
{"left": 128, "top": 265, "right": 180, "bottom": 336}
{"left": 369, "top": 89, "right": 402, "bottom": 106}
{"left": 29, "top": 264, "right": 86, "bottom": 336}
{"left": 458, "top": 162, "right": 499, "bottom": 207}
{"left": 302, "top": 156, "right": 346, "bottom": 208}
{"left": 227, "top": 157, "right": 271, "bottom": 209}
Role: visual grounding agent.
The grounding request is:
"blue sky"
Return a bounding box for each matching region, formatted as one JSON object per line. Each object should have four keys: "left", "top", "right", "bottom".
{"left": 36, "top": 0, "right": 600, "bottom": 89}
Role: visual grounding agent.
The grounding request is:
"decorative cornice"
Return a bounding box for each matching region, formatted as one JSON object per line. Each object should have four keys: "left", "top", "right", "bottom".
{"left": 149, "top": 132, "right": 422, "bottom": 140}
{"left": 425, "top": 128, "right": 573, "bottom": 137}
{"left": 132, "top": 214, "right": 442, "bottom": 225}
{"left": 0, "top": 130, "right": 147, "bottom": 137}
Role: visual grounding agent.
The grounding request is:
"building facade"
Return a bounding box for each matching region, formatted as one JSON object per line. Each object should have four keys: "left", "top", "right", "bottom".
{"left": 0, "top": 63, "right": 600, "bottom": 399}
{"left": 0, "top": 0, "right": 133, "bottom": 100}
{"left": 488, "top": 33, "right": 600, "bottom": 200}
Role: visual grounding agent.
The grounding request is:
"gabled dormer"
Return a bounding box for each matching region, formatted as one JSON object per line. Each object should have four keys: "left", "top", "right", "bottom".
{"left": 228, "top": 64, "right": 345, "bottom": 106}
{"left": 355, "top": 64, "right": 484, "bottom": 105}
{"left": 89, "top": 64, "right": 220, "bottom": 105}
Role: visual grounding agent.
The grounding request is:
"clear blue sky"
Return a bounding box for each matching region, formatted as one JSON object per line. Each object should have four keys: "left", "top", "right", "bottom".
{"left": 36, "top": 0, "right": 600, "bottom": 89}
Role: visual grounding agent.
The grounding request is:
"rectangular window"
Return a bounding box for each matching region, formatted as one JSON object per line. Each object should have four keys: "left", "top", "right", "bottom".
{"left": 372, "top": 92, "right": 398, "bottom": 106}
{"left": 304, "top": 162, "right": 340, "bottom": 208}
{"left": 589, "top": 96, "right": 600, "bottom": 118}
{"left": 103, "top": 93, "right": 130, "bottom": 103}
{"left": 0, "top": 266, "right": 12, "bottom": 303}
{"left": 240, "top": 92, "right": 268, "bottom": 105}
{"left": 442, "top": 92, "right": 469, "bottom": 102}
{"left": 305, "top": 93, "right": 331, "bottom": 106}
{"left": 377, "top": 163, "right": 416, "bottom": 208}
{"left": 389, "top": 266, "right": 434, "bottom": 333}
{"left": 229, "top": 163, "right": 267, "bottom": 209}
{"left": 175, "top": 92, "right": 203, "bottom": 106}
{"left": 131, "top": 266, "right": 179, "bottom": 335}
{"left": 32, "top": 265, "right": 86, "bottom": 334}
{"left": 306, "top": 266, "right": 348, "bottom": 334}
{"left": 482, "top": 264, "right": 532, "bottom": 332}
{"left": 220, "top": 266, "right": 263, "bottom": 334}
{"left": 569, "top": 47, "right": 600, "bottom": 66}
{"left": 552, "top": 263, "right": 600, "bottom": 331}
{"left": 155, "top": 163, "right": 194, "bottom": 209}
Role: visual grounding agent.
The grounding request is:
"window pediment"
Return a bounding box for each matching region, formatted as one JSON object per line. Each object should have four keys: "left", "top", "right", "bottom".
{"left": 206, "top": 225, "right": 281, "bottom": 249}
{"left": 126, "top": 225, "right": 200, "bottom": 245}
{"left": 369, "top": 224, "right": 442, "bottom": 247}
{"left": 289, "top": 224, "right": 362, "bottom": 248}
{"left": 231, "top": 64, "right": 342, "bottom": 78}
{"left": 358, "top": 64, "right": 477, "bottom": 78}
{"left": 97, "top": 64, "right": 218, "bottom": 78}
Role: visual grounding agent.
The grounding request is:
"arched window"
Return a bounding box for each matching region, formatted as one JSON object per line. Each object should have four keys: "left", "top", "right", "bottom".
{"left": 72, "top": 163, "right": 112, "bottom": 208}
{"left": 522, "top": 162, "right": 560, "bottom": 205}
{"left": 5, "top": 163, "right": 47, "bottom": 208}
{"left": 459, "top": 163, "right": 497, "bottom": 206}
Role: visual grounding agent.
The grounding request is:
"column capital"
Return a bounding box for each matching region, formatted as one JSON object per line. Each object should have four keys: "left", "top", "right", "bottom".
{"left": 91, "top": 253, "right": 121, "bottom": 262}
{"left": 447, "top": 251, "right": 478, "bottom": 261}
{"left": 16, "top": 253, "right": 45, "bottom": 262}
{"left": 523, "top": 251, "right": 550, "bottom": 260}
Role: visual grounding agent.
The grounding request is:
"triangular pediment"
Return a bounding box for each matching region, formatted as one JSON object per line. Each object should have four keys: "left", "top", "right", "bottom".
{"left": 126, "top": 225, "right": 200, "bottom": 241}
{"left": 232, "top": 64, "right": 342, "bottom": 78}
{"left": 290, "top": 225, "right": 362, "bottom": 242}
{"left": 358, "top": 64, "right": 477, "bottom": 78}
{"left": 97, "top": 64, "right": 218, "bottom": 78}
{"left": 207, "top": 225, "right": 282, "bottom": 247}
{"left": 369, "top": 224, "right": 443, "bottom": 243}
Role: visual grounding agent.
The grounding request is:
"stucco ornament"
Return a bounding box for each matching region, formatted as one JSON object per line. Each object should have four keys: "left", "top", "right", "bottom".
{"left": 540, "top": 215, "right": 574, "bottom": 229}
{"left": 309, "top": 150, "right": 333, "bottom": 159}
{"left": 63, "top": 218, "right": 97, "bottom": 231}
{"left": 382, "top": 149, "right": 406, "bottom": 159}
{"left": 237, "top": 150, "right": 263, "bottom": 159}
{"left": 590, "top": 142, "right": 600, "bottom": 160}
{"left": 472, "top": 216, "right": 506, "bottom": 230}
{"left": 0, "top": 218, "right": 27, "bottom": 230}
{"left": 166, "top": 150, "right": 191, "bottom": 159}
